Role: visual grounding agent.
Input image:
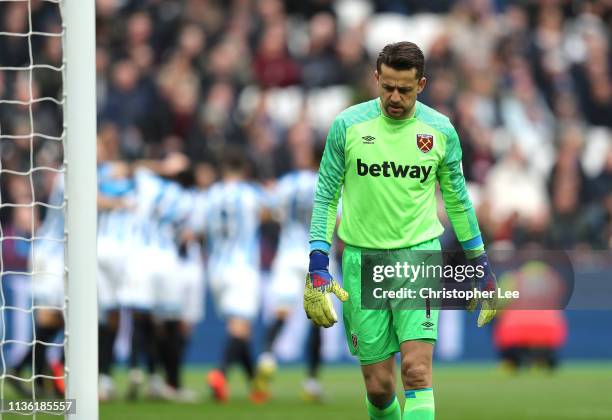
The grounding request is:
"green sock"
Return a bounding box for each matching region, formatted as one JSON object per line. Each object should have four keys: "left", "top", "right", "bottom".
{"left": 366, "top": 395, "right": 401, "bottom": 420}
{"left": 403, "top": 388, "right": 435, "bottom": 419}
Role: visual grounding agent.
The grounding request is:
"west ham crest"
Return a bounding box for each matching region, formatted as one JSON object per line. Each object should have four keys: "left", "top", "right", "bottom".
{"left": 416, "top": 134, "right": 434, "bottom": 153}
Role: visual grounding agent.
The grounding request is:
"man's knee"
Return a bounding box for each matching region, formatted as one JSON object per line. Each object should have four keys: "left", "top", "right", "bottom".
{"left": 227, "top": 317, "right": 251, "bottom": 339}
{"left": 364, "top": 370, "right": 395, "bottom": 406}
{"left": 401, "top": 356, "right": 431, "bottom": 389}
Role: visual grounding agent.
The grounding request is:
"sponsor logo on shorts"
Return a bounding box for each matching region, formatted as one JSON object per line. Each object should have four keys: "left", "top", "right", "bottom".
{"left": 421, "top": 321, "right": 435, "bottom": 331}
{"left": 351, "top": 333, "right": 358, "bottom": 350}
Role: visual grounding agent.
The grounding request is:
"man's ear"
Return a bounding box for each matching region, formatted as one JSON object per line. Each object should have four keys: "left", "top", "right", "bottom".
{"left": 374, "top": 70, "right": 379, "bottom": 83}
{"left": 417, "top": 77, "right": 427, "bottom": 94}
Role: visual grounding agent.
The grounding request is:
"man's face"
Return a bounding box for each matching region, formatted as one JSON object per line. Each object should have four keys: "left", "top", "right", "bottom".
{"left": 375, "top": 64, "right": 426, "bottom": 119}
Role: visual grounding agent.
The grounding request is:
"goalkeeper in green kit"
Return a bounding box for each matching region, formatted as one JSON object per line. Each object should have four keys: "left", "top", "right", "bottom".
{"left": 304, "top": 42, "right": 497, "bottom": 419}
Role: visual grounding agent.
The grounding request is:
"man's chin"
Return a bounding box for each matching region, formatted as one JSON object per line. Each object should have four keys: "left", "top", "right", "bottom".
{"left": 386, "top": 106, "right": 405, "bottom": 118}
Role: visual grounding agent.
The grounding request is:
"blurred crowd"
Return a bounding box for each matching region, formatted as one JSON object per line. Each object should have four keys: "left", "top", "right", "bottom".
{"left": 1, "top": 0, "right": 611, "bottom": 255}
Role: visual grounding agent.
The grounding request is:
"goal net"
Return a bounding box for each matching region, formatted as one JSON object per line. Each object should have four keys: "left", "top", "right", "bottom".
{"left": 0, "top": 0, "right": 97, "bottom": 418}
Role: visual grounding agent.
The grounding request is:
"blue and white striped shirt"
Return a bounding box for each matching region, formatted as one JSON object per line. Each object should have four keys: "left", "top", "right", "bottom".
{"left": 194, "top": 180, "right": 264, "bottom": 273}
{"left": 271, "top": 170, "right": 317, "bottom": 254}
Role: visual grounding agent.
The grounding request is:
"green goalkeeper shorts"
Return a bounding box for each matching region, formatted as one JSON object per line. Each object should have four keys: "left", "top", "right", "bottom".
{"left": 341, "top": 238, "right": 441, "bottom": 365}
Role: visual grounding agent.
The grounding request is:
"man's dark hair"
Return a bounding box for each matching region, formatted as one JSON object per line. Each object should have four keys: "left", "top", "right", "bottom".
{"left": 220, "top": 145, "right": 249, "bottom": 173}
{"left": 376, "top": 41, "right": 425, "bottom": 79}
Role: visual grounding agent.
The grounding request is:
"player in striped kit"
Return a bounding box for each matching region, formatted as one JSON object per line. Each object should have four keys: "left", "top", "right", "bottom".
{"left": 191, "top": 149, "right": 268, "bottom": 403}
{"left": 169, "top": 234, "right": 205, "bottom": 399}
{"left": 148, "top": 175, "right": 202, "bottom": 401}
{"left": 123, "top": 167, "right": 185, "bottom": 400}
{"left": 97, "top": 160, "right": 136, "bottom": 401}
{"left": 256, "top": 147, "right": 326, "bottom": 400}
{"left": 98, "top": 152, "right": 191, "bottom": 401}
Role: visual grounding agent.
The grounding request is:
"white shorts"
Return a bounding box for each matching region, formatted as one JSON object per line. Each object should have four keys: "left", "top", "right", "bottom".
{"left": 155, "top": 258, "right": 205, "bottom": 322}
{"left": 31, "top": 248, "right": 64, "bottom": 308}
{"left": 209, "top": 266, "right": 260, "bottom": 321}
{"left": 121, "top": 246, "right": 175, "bottom": 311}
{"left": 269, "top": 251, "right": 308, "bottom": 310}
{"left": 178, "top": 258, "right": 205, "bottom": 324}
{"left": 152, "top": 253, "right": 199, "bottom": 320}
{"left": 97, "top": 237, "right": 128, "bottom": 311}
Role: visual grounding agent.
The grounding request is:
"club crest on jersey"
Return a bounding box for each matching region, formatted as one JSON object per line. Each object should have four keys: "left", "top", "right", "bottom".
{"left": 416, "top": 134, "right": 434, "bottom": 153}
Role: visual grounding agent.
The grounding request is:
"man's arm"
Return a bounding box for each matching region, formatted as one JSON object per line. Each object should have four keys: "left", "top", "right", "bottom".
{"left": 131, "top": 152, "right": 190, "bottom": 177}
{"left": 305, "top": 117, "right": 349, "bottom": 327}
{"left": 309, "top": 117, "right": 346, "bottom": 254}
{"left": 436, "top": 128, "right": 483, "bottom": 255}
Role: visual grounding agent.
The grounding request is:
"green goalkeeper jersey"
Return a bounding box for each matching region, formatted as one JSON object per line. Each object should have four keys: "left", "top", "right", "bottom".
{"left": 309, "top": 98, "right": 483, "bottom": 252}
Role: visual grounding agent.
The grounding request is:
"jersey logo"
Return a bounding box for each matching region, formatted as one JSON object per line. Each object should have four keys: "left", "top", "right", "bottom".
{"left": 356, "top": 159, "right": 432, "bottom": 183}
{"left": 362, "top": 135, "right": 375, "bottom": 144}
{"left": 421, "top": 321, "right": 435, "bottom": 331}
{"left": 416, "top": 134, "right": 434, "bottom": 153}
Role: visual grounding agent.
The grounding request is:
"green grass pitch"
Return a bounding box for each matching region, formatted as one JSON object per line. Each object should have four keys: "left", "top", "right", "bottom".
{"left": 3, "top": 363, "right": 612, "bottom": 419}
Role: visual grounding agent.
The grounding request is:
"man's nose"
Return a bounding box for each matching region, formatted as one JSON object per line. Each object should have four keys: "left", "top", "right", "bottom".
{"left": 390, "top": 89, "right": 401, "bottom": 103}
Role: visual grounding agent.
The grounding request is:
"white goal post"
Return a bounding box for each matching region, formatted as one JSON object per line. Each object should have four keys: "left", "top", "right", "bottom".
{"left": 63, "top": 0, "right": 98, "bottom": 418}
{"left": 0, "top": 0, "right": 97, "bottom": 417}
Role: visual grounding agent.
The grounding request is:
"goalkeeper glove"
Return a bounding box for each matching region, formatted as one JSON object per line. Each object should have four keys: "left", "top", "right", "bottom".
{"left": 304, "top": 250, "right": 349, "bottom": 328}
{"left": 466, "top": 252, "right": 497, "bottom": 327}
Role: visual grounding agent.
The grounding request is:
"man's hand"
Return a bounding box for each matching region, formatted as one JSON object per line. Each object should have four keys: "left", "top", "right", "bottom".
{"left": 304, "top": 251, "right": 349, "bottom": 328}
{"left": 466, "top": 252, "right": 497, "bottom": 327}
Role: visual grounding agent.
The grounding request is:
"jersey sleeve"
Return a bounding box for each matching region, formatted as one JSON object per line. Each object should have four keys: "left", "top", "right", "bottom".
{"left": 437, "top": 128, "right": 484, "bottom": 252}
{"left": 309, "top": 117, "right": 346, "bottom": 253}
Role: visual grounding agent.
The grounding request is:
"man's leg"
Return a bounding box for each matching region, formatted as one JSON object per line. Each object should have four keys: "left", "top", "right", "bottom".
{"left": 361, "top": 356, "right": 401, "bottom": 420}
{"left": 393, "top": 238, "right": 440, "bottom": 419}
{"left": 222, "top": 317, "right": 254, "bottom": 379}
{"left": 128, "top": 310, "right": 156, "bottom": 372}
{"left": 158, "top": 319, "right": 183, "bottom": 389}
{"left": 209, "top": 316, "right": 255, "bottom": 402}
{"left": 400, "top": 340, "right": 435, "bottom": 420}
{"left": 305, "top": 323, "right": 322, "bottom": 380}
{"left": 34, "top": 309, "right": 63, "bottom": 396}
{"left": 256, "top": 309, "right": 288, "bottom": 377}
{"left": 254, "top": 308, "right": 287, "bottom": 398}
{"left": 126, "top": 309, "right": 161, "bottom": 399}
{"left": 302, "top": 323, "right": 324, "bottom": 400}
{"left": 99, "top": 309, "right": 119, "bottom": 378}
{"left": 341, "top": 244, "right": 401, "bottom": 419}
{"left": 258, "top": 259, "right": 302, "bottom": 373}
{"left": 263, "top": 310, "right": 288, "bottom": 354}
{"left": 99, "top": 308, "right": 119, "bottom": 400}
{"left": 7, "top": 275, "right": 32, "bottom": 370}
